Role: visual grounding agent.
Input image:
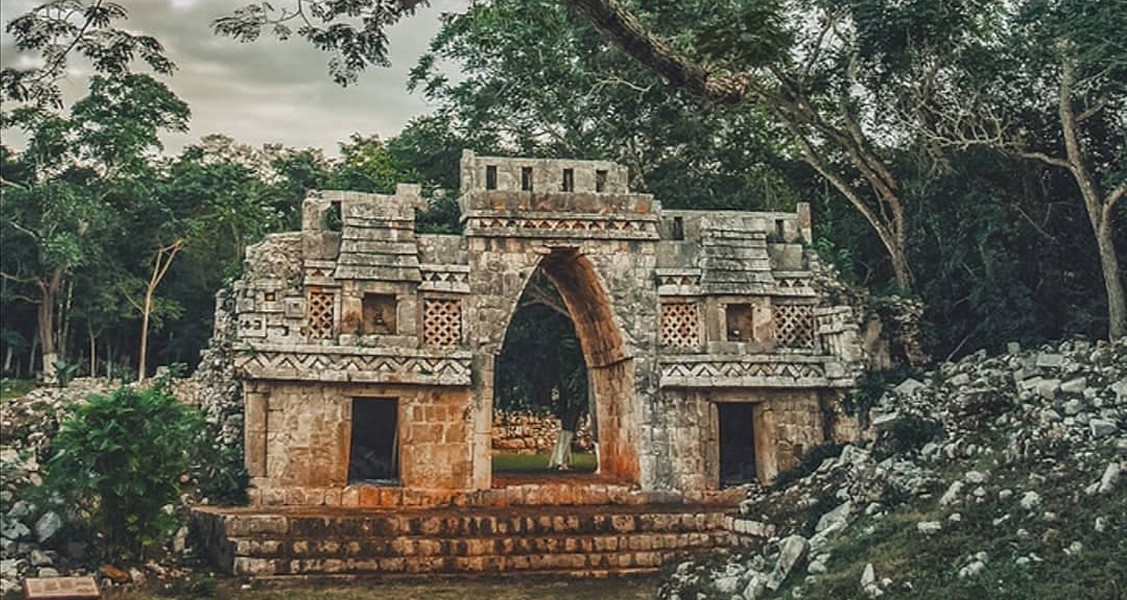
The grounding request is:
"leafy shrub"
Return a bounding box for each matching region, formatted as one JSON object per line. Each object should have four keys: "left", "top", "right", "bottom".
{"left": 44, "top": 385, "right": 205, "bottom": 560}
{"left": 772, "top": 442, "right": 846, "bottom": 491}
{"left": 874, "top": 414, "right": 944, "bottom": 459}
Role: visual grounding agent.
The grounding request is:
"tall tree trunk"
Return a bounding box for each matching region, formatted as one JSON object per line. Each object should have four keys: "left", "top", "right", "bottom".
{"left": 36, "top": 269, "right": 63, "bottom": 383}
{"left": 1056, "top": 59, "right": 1126, "bottom": 340}
{"left": 88, "top": 323, "right": 97, "bottom": 377}
{"left": 136, "top": 240, "right": 184, "bottom": 383}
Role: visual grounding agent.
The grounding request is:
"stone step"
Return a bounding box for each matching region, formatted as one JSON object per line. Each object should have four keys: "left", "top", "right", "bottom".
{"left": 232, "top": 548, "right": 693, "bottom": 576}
{"left": 228, "top": 530, "right": 727, "bottom": 559}
{"left": 194, "top": 504, "right": 736, "bottom": 577}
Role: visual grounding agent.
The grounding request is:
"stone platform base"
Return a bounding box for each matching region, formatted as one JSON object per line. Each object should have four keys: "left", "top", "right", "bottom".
{"left": 193, "top": 501, "right": 746, "bottom": 578}
{"left": 248, "top": 477, "right": 745, "bottom": 509}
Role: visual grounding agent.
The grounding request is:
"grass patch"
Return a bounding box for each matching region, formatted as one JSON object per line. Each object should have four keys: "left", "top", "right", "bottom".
{"left": 0, "top": 378, "right": 35, "bottom": 402}
{"left": 491, "top": 452, "right": 597, "bottom": 473}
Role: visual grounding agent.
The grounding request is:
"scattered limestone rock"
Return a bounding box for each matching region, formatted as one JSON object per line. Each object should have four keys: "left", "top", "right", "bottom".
{"left": 766, "top": 535, "right": 809, "bottom": 591}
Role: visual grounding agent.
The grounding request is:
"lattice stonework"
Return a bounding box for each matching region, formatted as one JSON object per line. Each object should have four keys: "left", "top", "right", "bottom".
{"left": 661, "top": 302, "right": 701, "bottom": 349}
{"left": 774, "top": 304, "right": 815, "bottom": 348}
{"left": 306, "top": 289, "right": 335, "bottom": 339}
{"left": 423, "top": 299, "right": 462, "bottom": 347}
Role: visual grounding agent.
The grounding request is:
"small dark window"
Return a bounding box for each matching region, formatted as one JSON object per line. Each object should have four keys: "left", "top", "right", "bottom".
{"left": 595, "top": 169, "right": 608, "bottom": 192}
{"left": 349, "top": 398, "right": 399, "bottom": 484}
{"left": 521, "top": 166, "right": 533, "bottom": 191}
{"left": 561, "top": 168, "right": 574, "bottom": 192}
{"left": 774, "top": 219, "right": 786, "bottom": 241}
{"left": 725, "top": 303, "right": 755, "bottom": 341}
{"left": 362, "top": 293, "right": 397, "bottom": 334}
{"left": 486, "top": 165, "right": 498, "bottom": 190}
{"left": 264, "top": 291, "right": 276, "bottom": 302}
{"left": 322, "top": 202, "right": 343, "bottom": 232}
{"left": 718, "top": 403, "right": 757, "bottom": 486}
{"left": 672, "top": 216, "right": 685, "bottom": 240}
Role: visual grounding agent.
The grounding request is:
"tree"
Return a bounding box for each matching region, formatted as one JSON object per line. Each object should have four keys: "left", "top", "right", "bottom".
{"left": 919, "top": 0, "right": 1126, "bottom": 339}
{"left": 407, "top": 0, "right": 798, "bottom": 211}
{"left": 2, "top": 0, "right": 174, "bottom": 107}
{"left": 1, "top": 74, "right": 189, "bottom": 380}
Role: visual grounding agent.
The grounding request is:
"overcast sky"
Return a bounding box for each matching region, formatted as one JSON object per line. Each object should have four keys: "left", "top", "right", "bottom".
{"left": 1, "top": 0, "right": 465, "bottom": 156}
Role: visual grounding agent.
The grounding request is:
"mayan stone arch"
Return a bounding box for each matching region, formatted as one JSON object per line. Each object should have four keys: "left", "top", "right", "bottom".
{"left": 481, "top": 246, "right": 641, "bottom": 485}
{"left": 225, "top": 150, "right": 867, "bottom": 508}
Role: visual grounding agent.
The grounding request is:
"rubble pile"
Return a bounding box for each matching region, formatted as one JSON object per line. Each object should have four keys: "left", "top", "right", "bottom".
{"left": 661, "top": 338, "right": 1126, "bottom": 599}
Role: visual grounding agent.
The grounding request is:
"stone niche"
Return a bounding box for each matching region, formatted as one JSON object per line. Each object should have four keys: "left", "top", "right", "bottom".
{"left": 225, "top": 151, "right": 866, "bottom": 507}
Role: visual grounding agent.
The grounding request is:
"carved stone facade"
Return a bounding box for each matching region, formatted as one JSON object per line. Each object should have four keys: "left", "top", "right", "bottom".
{"left": 227, "top": 151, "right": 865, "bottom": 506}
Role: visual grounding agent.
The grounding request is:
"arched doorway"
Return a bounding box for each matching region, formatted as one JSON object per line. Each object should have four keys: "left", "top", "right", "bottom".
{"left": 491, "top": 247, "right": 640, "bottom": 485}
{"left": 492, "top": 270, "right": 597, "bottom": 476}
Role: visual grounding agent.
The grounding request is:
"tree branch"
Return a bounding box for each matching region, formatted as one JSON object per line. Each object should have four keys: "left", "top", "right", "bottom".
{"left": 564, "top": 0, "right": 749, "bottom": 103}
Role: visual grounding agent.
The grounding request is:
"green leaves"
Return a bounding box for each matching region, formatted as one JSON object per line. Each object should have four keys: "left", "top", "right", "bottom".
{"left": 44, "top": 385, "right": 205, "bottom": 560}
{"left": 1, "top": 1, "right": 175, "bottom": 108}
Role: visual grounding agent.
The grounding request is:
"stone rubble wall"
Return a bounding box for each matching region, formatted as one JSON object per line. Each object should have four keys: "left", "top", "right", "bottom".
{"left": 490, "top": 411, "right": 594, "bottom": 454}
{"left": 660, "top": 337, "right": 1126, "bottom": 600}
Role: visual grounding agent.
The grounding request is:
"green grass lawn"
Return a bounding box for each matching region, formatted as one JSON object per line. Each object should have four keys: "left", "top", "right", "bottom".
{"left": 491, "top": 452, "right": 597, "bottom": 473}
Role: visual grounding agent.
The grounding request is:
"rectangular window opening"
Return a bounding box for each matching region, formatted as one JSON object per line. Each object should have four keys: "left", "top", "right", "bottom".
{"left": 362, "top": 293, "right": 397, "bottom": 334}
{"left": 718, "top": 403, "right": 757, "bottom": 486}
{"left": 521, "top": 166, "right": 533, "bottom": 191}
{"left": 349, "top": 398, "right": 399, "bottom": 484}
{"left": 595, "top": 169, "right": 608, "bottom": 192}
{"left": 672, "top": 216, "right": 685, "bottom": 240}
{"left": 725, "top": 303, "right": 755, "bottom": 341}
{"left": 774, "top": 219, "right": 786, "bottom": 241}
{"left": 485, "top": 165, "right": 498, "bottom": 190}
{"left": 561, "top": 168, "right": 575, "bottom": 192}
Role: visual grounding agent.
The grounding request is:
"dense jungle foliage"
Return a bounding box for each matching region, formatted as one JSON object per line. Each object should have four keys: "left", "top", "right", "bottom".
{"left": 1, "top": 0, "right": 1123, "bottom": 384}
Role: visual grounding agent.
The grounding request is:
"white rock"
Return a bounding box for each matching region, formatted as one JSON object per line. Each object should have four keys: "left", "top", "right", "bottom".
{"left": 1035, "top": 353, "right": 1063, "bottom": 368}
{"left": 29, "top": 549, "right": 52, "bottom": 567}
{"left": 742, "top": 571, "right": 768, "bottom": 600}
{"left": 815, "top": 502, "right": 852, "bottom": 535}
{"left": 894, "top": 379, "right": 926, "bottom": 396}
{"left": 35, "top": 511, "right": 63, "bottom": 544}
{"left": 1019, "top": 491, "right": 1041, "bottom": 510}
{"left": 1060, "top": 377, "right": 1087, "bottom": 394}
{"left": 860, "top": 563, "right": 876, "bottom": 587}
{"left": 939, "top": 481, "right": 964, "bottom": 506}
{"left": 767, "top": 535, "right": 809, "bottom": 591}
{"left": 1090, "top": 419, "right": 1118, "bottom": 438}
{"left": 948, "top": 513, "right": 962, "bottom": 522}
{"left": 37, "top": 567, "right": 59, "bottom": 578}
{"left": 958, "top": 560, "right": 986, "bottom": 578}
{"left": 1062, "top": 399, "right": 1083, "bottom": 416}
{"left": 917, "top": 521, "right": 942, "bottom": 535}
{"left": 1097, "top": 462, "right": 1121, "bottom": 494}
{"left": 964, "top": 471, "right": 988, "bottom": 484}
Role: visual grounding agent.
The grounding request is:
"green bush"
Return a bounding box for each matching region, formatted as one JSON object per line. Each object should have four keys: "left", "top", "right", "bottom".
{"left": 44, "top": 385, "right": 205, "bottom": 560}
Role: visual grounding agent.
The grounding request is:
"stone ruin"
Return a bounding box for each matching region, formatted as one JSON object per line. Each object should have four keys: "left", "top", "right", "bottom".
{"left": 226, "top": 150, "right": 867, "bottom": 508}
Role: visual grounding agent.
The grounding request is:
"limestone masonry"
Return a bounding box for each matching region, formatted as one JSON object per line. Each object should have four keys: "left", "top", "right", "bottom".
{"left": 227, "top": 151, "right": 866, "bottom": 507}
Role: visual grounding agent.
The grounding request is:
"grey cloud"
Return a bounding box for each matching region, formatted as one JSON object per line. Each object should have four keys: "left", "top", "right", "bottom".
{"left": 2, "top": 0, "right": 466, "bottom": 155}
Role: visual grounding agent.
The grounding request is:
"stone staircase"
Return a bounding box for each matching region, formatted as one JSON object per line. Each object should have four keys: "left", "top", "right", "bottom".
{"left": 193, "top": 503, "right": 738, "bottom": 578}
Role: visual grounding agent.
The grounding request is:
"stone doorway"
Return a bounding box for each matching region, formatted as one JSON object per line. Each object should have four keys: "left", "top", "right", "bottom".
{"left": 492, "top": 269, "right": 596, "bottom": 478}
{"left": 717, "top": 403, "right": 757, "bottom": 486}
{"left": 483, "top": 248, "right": 641, "bottom": 487}
{"left": 347, "top": 397, "right": 400, "bottom": 485}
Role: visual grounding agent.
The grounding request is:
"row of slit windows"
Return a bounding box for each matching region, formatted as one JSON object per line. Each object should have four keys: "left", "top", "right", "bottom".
{"left": 485, "top": 165, "right": 608, "bottom": 192}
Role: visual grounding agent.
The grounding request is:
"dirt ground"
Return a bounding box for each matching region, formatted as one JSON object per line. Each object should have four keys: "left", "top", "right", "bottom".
{"left": 105, "top": 575, "right": 661, "bottom": 600}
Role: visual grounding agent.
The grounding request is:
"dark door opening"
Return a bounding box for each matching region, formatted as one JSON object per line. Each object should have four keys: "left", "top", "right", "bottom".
{"left": 348, "top": 398, "right": 399, "bottom": 484}
{"left": 718, "top": 403, "right": 757, "bottom": 486}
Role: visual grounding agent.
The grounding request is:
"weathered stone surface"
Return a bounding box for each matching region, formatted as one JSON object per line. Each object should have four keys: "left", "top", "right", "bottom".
{"left": 766, "top": 535, "right": 808, "bottom": 590}
{"left": 220, "top": 151, "right": 868, "bottom": 508}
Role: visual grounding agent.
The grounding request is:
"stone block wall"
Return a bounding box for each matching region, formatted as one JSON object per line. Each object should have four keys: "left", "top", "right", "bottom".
{"left": 491, "top": 411, "right": 594, "bottom": 454}
{"left": 244, "top": 381, "right": 473, "bottom": 505}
